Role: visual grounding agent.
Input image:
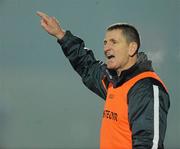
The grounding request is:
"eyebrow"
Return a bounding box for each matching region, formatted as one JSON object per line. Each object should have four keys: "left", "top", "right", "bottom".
{"left": 104, "top": 38, "right": 118, "bottom": 44}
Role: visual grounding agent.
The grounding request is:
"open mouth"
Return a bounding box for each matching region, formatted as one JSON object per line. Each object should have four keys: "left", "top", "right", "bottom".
{"left": 107, "top": 55, "right": 115, "bottom": 59}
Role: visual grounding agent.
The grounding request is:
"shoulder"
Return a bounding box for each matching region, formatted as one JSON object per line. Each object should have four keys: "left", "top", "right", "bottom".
{"left": 128, "top": 77, "right": 168, "bottom": 95}
{"left": 127, "top": 77, "right": 169, "bottom": 105}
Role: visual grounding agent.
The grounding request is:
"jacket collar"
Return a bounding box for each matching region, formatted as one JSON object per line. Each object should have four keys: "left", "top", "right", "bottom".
{"left": 105, "top": 52, "right": 154, "bottom": 87}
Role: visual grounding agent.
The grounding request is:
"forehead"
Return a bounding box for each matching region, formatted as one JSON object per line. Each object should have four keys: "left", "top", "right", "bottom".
{"left": 104, "top": 29, "right": 124, "bottom": 40}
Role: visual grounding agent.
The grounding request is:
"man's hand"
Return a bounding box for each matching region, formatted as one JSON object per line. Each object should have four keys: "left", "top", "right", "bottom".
{"left": 36, "top": 11, "right": 65, "bottom": 39}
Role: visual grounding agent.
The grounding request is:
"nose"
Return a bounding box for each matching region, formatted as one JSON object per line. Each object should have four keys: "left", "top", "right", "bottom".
{"left": 104, "top": 43, "right": 112, "bottom": 53}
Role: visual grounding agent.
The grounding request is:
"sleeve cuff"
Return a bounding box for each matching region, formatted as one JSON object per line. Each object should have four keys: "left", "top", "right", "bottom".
{"left": 57, "top": 30, "right": 72, "bottom": 45}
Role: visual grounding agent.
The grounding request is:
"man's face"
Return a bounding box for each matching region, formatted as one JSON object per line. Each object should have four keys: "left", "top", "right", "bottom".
{"left": 104, "top": 29, "right": 131, "bottom": 71}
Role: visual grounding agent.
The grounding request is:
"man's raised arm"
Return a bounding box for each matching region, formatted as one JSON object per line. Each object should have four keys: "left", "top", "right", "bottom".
{"left": 36, "top": 11, "right": 108, "bottom": 100}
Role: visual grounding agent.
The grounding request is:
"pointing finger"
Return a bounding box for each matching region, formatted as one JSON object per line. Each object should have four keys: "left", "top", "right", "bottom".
{"left": 36, "top": 11, "right": 50, "bottom": 21}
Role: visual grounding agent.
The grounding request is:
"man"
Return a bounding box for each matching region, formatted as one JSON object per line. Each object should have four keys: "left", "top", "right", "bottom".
{"left": 37, "top": 11, "right": 170, "bottom": 149}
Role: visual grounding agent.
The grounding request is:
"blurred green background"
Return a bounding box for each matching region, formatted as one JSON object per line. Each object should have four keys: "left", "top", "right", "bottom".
{"left": 0, "top": 0, "right": 179, "bottom": 148}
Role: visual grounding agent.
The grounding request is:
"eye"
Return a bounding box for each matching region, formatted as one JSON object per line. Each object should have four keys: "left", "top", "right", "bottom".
{"left": 104, "top": 40, "right": 107, "bottom": 45}
{"left": 111, "top": 39, "right": 117, "bottom": 44}
{"left": 112, "top": 40, "right": 117, "bottom": 44}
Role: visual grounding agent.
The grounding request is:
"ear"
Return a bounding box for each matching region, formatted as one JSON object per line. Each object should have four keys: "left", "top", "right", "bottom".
{"left": 128, "top": 42, "right": 138, "bottom": 56}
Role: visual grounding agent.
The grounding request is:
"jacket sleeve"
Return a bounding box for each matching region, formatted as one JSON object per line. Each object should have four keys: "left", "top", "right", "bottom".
{"left": 57, "top": 30, "right": 108, "bottom": 100}
{"left": 128, "top": 78, "right": 170, "bottom": 149}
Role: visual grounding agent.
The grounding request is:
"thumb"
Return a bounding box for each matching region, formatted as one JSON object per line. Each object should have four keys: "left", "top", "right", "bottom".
{"left": 40, "top": 19, "right": 49, "bottom": 30}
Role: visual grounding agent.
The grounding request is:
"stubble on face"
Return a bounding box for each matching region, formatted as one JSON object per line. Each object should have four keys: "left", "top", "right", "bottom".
{"left": 104, "top": 30, "right": 130, "bottom": 72}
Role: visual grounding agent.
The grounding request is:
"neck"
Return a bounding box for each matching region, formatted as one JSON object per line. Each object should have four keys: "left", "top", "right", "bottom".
{"left": 117, "top": 55, "right": 137, "bottom": 76}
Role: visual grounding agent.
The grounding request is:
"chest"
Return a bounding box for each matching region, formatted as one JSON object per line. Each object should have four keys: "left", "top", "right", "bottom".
{"left": 103, "top": 84, "right": 129, "bottom": 123}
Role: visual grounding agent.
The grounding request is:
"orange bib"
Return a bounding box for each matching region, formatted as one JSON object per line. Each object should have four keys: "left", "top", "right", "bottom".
{"left": 100, "top": 71, "right": 167, "bottom": 149}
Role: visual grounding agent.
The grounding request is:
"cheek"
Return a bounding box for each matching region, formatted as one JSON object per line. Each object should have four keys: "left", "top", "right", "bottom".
{"left": 115, "top": 50, "right": 124, "bottom": 60}
{"left": 115, "top": 49, "right": 129, "bottom": 63}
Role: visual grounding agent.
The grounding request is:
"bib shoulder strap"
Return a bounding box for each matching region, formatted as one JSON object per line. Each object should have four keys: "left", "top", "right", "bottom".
{"left": 123, "top": 71, "right": 168, "bottom": 93}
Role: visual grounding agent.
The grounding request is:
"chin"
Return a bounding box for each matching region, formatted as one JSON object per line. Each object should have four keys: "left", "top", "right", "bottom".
{"left": 107, "top": 64, "right": 116, "bottom": 70}
{"left": 106, "top": 60, "right": 118, "bottom": 69}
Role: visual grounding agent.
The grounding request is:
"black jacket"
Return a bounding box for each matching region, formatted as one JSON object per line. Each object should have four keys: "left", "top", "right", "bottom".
{"left": 58, "top": 31, "right": 170, "bottom": 149}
